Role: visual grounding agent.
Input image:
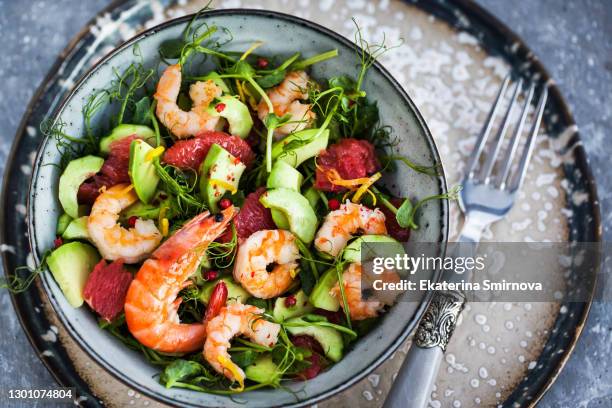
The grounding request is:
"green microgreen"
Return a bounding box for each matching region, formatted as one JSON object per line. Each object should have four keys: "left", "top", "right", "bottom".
{"left": 264, "top": 113, "right": 292, "bottom": 172}
{"left": 0, "top": 250, "right": 51, "bottom": 293}
{"left": 382, "top": 155, "right": 440, "bottom": 176}
{"left": 333, "top": 260, "right": 352, "bottom": 329}
{"left": 153, "top": 159, "right": 206, "bottom": 216}
{"left": 395, "top": 185, "right": 462, "bottom": 229}
{"left": 205, "top": 224, "right": 238, "bottom": 269}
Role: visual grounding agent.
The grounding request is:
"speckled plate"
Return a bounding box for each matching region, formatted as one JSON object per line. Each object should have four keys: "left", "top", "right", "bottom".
{"left": 0, "top": 1, "right": 600, "bottom": 408}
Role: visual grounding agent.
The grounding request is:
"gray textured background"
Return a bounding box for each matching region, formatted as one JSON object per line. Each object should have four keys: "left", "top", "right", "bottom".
{"left": 0, "top": 0, "right": 610, "bottom": 407}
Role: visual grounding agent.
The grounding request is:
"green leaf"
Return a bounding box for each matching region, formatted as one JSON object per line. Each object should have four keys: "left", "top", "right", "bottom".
{"left": 160, "top": 360, "right": 204, "bottom": 388}
{"left": 228, "top": 60, "right": 256, "bottom": 78}
{"left": 230, "top": 350, "right": 259, "bottom": 368}
{"left": 328, "top": 75, "right": 356, "bottom": 92}
{"left": 159, "top": 38, "right": 186, "bottom": 59}
{"left": 264, "top": 113, "right": 292, "bottom": 129}
{"left": 299, "top": 265, "right": 316, "bottom": 295}
{"left": 256, "top": 70, "right": 286, "bottom": 88}
{"left": 254, "top": 52, "right": 301, "bottom": 88}
{"left": 132, "top": 96, "right": 151, "bottom": 126}
{"left": 247, "top": 297, "right": 268, "bottom": 310}
{"left": 349, "top": 100, "right": 379, "bottom": 138}
{"left": 395, "top": 185, "right": 463, "bottom": 230}
{"left": 395, "top": 199, "right": 417, "bottom": 229}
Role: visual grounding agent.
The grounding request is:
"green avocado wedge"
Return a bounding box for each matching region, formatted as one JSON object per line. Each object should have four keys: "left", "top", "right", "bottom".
{"left": 128, "top": 139, "right": 161, "bottom": 204}
{"left": 207, "top": 95, "right": 253, "bottom": 139}
{"left": 309, "top": 268, "right": 340, "bottom": 312}
{"left": 245, "top": 355, "right": 280, "bottom": 385}
{"left": 259, "top": 188, "right": 317, "bottom": 244}
{"left": 285, "top": 317, "right": 344, "bottom": 362}
{"left": 267, "top": 161, "right": 304, "bottom": 191}
{"left": 272, "top": 290, "right": 314, "bottom": 321}
{"left": 303, "top": 186, "right": 320, "bottom": 210}
{"left": 56, "top": 213, "right": 73, "bottom": 235}
{"left": 343, "top": 235, "right": 404, "bottom": 263}
{"left": 99, "top": 124, "right": 156, "bottom": 155}
{"left": 199, "top": 144, "right": 246, "bottom": 212}
{"left": 58, "top": 155, "right": 104, "bottom": 219}
{"left": 271, "top": 128, "right": 329, "bottom": 168}
{"left": 62, "top": 216, "right": 90, "bottom": 241}
{"left": 266, "top": 161, "right": 304, "bottom": 230}
{"left": 46, "top": 242, "right": 100, "bottom": 307}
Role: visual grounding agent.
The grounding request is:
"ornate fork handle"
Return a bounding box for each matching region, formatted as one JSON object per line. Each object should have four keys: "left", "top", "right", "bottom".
{"left": 414, "top": 290, "right": 465, "bottom": 351}
{"left": 383, "top": 289, "right": 467, "bottom": 408}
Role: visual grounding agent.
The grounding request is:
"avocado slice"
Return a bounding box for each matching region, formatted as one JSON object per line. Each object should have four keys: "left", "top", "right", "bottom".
{"left": 270, "top": 211, "right": 290, "bottom": 230}
{"left": 199, "top": 276, "right": 250, "bottom": 305}
{"left": 58, "top": 155, "right": 104, "bottom": 219}
{"left": 343, "top": 235, "right": 404, "bottom": 263}
{"left": 266, "top": 161, "right": 304, "bottom": 230}
{"left": 207, "top": 95, "right": 253, "bottom": 139}
{"left": 259, "top": 188, "right": 317, "bottom": 244}
{"left": 273, "top": 290, "right": 314, "bottom": 321}
{"left": 285, "top": 317, "right": 344, "bottom": 362}
{"left": 128, "top": 139, "right": 161, "bottom": 204}
{"left": 46, "top": 242, "right": 100, "bottom": 307}
{"left": 56, "top": 213, "right": 73, "bottom": 235}
{"left": 267, "top": 161, "right": 304, "bottom": 191}
{"left": 245, "top": 355, "right": 280, "bottom": 385}
{"left": 199, "top": 144, "right": 246, "bottom": 212}
{"left": 309, "top": 268, "right": 340, "bottom": 312}
{"left": 303, "top": 186, "right": 320, "bottom": 210}
{"left": 271, "top": 128, "right": 329, "bottom": 168}
{"left": 62, "top": 216, "right": 90, "bottom": 241}
{"left": 99, "top": 124, "right": 157, "bottom": 155}
{"left": 122, "top": 201, "right": 160, "bottom": 220}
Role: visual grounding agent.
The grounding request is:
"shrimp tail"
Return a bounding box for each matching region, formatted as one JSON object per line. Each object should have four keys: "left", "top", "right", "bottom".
{"left": 153, "top": 206, "right": 236, "bottom": 262}
{"left": 124, "top": 207, "right": 237, "bottom": 353}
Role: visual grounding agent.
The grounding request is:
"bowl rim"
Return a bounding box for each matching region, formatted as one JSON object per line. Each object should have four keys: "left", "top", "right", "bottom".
{"left": 26, "top": 8, "right": 448, "bottom": 407}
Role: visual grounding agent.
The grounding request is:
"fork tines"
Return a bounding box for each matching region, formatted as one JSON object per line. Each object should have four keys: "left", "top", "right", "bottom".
{"left": 464, "top": 74, "right": 548, "bottom": 191}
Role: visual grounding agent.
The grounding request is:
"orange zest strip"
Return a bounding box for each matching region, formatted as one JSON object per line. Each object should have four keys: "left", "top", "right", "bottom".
{"left": 352, "top": 172, "right": 381, "bottom": 204}
{"left": 320, "top": 167, "right": 373, "bottom": 187}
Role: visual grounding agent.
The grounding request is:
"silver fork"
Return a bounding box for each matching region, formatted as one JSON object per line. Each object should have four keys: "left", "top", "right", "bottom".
{"left": 384, "top": 74, "right": 548, "bottom": 408}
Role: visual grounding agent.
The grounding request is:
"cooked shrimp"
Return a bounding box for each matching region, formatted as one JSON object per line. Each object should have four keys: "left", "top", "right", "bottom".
{"left": 257, "top": 70, "right": 316, "bottom": 137}
{"left": 124, "top": 207, "right": 236, "bottom": 353}
{"left": 315, "top": 202, "right": 387, "bottom": 257}
{"left": 233, "top": 229, "right": 300, "bottom": 299}
{"left": 331, "top": 262, "right": 396, "bottom": 320}
{"left": 87, "top": 184, "right": 162, "bottom": 264}
{"left": 204, "top": 303, "right": 280, "bottom": 389}
{"left": 154, "top": 64, "right": 223, "bottom": 139}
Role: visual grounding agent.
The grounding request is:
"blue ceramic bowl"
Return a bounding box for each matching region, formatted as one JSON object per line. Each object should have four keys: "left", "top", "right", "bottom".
{"left": 28, "top": 9, "right": 448, "bottom": 407}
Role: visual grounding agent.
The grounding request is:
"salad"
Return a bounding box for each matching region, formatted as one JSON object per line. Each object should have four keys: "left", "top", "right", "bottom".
{"left": 27, "top": 17, "right": 454, "bottom": 394}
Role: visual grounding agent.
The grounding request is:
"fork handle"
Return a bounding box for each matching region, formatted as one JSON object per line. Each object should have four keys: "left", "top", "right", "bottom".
{"left": 383, "top": 346, "right": 443, "bottom": 408}
{"left": 383, "top": 291, "right": 465, "bottom": 408}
